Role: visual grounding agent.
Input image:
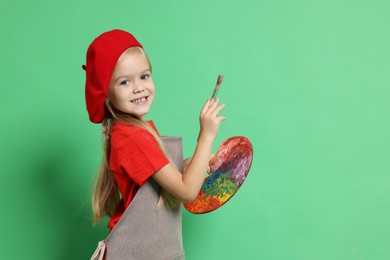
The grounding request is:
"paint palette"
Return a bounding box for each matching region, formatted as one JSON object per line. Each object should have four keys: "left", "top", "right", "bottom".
{"left": 184, "top": 136, "right": 253, "bottom": 214}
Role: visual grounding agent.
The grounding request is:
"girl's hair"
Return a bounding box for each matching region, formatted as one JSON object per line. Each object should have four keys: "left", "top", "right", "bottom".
{"left": 92, "top": 47, "right": 180, "bottom": 224}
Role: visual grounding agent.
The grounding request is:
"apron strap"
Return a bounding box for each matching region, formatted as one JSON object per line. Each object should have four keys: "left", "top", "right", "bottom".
{"left": 90, "top": 240, "right": 106, "bottom": 260}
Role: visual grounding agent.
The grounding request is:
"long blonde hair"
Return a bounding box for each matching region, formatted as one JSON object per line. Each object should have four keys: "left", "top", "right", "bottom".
{"left": 91, "top": 47, "right": 180, "bottom": 224}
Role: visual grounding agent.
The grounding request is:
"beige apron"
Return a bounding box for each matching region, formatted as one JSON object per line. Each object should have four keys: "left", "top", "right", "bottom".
{"left": 91, "top": 136, "right": 185, "bottom": 260}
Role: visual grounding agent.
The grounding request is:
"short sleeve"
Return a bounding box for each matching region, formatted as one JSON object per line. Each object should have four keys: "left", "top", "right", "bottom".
{"left": 110, "top": 127, "right": 169, "bottom": 186}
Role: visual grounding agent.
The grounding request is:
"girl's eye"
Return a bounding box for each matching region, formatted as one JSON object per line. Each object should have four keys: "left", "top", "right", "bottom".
{"left": 141, "top": 74, "right": 150, "bottom": 80}
{"left": 120, "top": 79, "right": 130, "bottom": 85}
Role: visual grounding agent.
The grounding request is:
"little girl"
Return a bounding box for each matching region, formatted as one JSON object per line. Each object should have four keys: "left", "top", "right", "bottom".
{"left": 83, "top": 29, "right": 225, "bottom": 259}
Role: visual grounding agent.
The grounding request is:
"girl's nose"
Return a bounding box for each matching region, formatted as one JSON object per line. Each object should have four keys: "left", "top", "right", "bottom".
{"left": 132, "top": 82, "right": 145, "bottom": 94}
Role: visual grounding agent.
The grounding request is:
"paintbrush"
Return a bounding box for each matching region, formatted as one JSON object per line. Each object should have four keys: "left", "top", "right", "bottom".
{"left": 196, "top": 74, "right": 224, "bottom": 142}
{"left": 211, "top": 74, "right": 223, "bottom": 99}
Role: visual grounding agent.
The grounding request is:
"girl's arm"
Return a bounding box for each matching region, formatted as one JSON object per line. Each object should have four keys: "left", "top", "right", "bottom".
{"left": 152, "top": 98, "right": 225, "bottom": 202}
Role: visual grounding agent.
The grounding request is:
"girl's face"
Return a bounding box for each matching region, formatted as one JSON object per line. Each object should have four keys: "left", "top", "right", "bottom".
{"left": 107, "top": 49, "right": 155, "bottom": 119}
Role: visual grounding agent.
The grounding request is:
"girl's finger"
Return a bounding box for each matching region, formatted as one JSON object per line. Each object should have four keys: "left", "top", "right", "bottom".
{"left": 207, "top": 98, "right": 219, "bottom": 112}
{"left": 212, "top": 104, "right": 225, "bottom": 116}
{"left": 217, "top": 115, "right": 227, "bottom": 122}
{"left": 200, "top": 99, "right": 212, "bottom": 115}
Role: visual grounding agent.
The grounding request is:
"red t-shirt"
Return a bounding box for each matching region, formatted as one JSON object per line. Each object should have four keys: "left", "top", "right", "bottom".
{"left": 107, "top": 121, "right": 169, "bottom": 229}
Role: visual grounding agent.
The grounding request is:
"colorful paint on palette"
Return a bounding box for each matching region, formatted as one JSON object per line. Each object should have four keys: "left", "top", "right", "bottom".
{"left": 184, "top": 136, "right": 253, "bottom": 214}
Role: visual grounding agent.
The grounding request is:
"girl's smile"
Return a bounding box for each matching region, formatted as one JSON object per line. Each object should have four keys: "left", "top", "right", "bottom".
{"left": 131, "top": 96, "right": 149, "bottom": 104}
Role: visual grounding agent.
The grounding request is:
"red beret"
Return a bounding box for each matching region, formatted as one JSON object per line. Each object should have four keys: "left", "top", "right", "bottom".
{"left": 82, "top": 29, "right": 143, "bottom": 123}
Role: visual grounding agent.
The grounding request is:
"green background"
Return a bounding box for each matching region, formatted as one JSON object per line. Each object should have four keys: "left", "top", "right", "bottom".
{"left": 1, "top": 0, "right": 389, "bottom": 259}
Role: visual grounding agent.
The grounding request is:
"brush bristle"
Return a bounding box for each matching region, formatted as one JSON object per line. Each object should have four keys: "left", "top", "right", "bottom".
{"left": 216, "top": 74, "right": 223, "bottom": 89}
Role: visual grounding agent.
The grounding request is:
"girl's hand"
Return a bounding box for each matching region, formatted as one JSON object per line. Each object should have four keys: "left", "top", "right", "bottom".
{"left": 207, "top": 153, "right": 215, "bottom": 175}
{"left": 199, "top": 98, "right": 226, "bottom": 142}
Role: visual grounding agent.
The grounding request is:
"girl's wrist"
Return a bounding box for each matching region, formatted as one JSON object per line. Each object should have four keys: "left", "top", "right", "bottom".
{"left": 197, "top": 131, "right": 215, "bottom": 143}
